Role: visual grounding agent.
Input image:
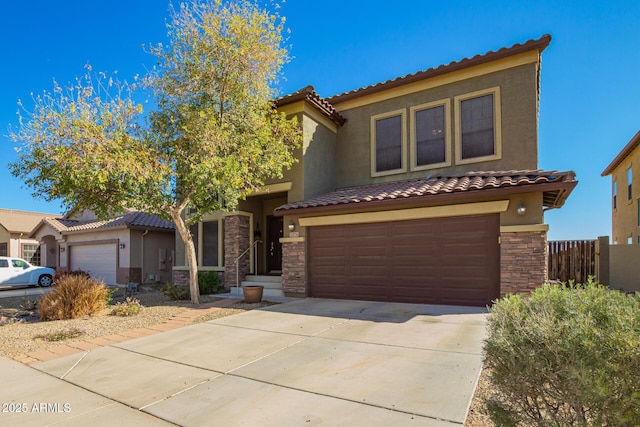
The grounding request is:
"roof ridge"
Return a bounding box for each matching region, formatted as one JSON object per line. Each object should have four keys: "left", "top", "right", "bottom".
{"left": 276, "top": 85, "right": 346, "bottom": 126}
{"left": 326, "top": 34, "right": 551, "bottom": 104}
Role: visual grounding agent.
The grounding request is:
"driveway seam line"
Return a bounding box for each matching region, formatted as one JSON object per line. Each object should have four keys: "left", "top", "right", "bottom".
{"left": 60, "top": 350, "right": 90, "bottom": 380}
{"left": 225, "top": 371, "right": 464, "bottom": 425}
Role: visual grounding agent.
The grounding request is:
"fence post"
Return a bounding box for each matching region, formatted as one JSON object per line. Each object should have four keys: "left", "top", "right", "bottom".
{"left": 595, "top": 236, "right": 610, "bottom": 285}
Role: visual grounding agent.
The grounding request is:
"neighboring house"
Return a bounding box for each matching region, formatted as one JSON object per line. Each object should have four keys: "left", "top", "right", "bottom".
{"left": 0, "top": 208, "right": 58, "bottom": 265}
{"left": 30, "top": 209, "right": 175, "bottom": 286}
{"left": 601, "top": 130, "right": 640, "bottom": 245}
{"left": 173, "top": 34, "right": 577, "bottom": 306}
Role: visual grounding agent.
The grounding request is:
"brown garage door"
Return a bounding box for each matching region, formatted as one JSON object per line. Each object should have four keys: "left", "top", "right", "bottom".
{"left": 308, "top": 214, "right": 500, "bottom": 306}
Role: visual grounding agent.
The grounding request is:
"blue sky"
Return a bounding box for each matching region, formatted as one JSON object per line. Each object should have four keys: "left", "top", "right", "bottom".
{"left": 1, "top": 0, "right": 639, "bottom": 240}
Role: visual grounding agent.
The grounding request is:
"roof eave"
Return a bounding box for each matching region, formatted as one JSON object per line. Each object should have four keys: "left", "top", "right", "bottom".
{"left": 601, "top": 130, "right": 640, "bottom": 176}
{"left": 327, "top": 34, "right": 552, "bottom": 105}
{"left": 274, "top": 179, "right": 577, "bottom": 218}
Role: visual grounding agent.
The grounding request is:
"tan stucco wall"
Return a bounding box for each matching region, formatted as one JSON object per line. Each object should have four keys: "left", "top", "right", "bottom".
{"left": 301, "top": 114, "right": 337, "bottom": 200}
{"left": 609, "top": 148, "right": 640, "bottom": 244}
{"left": 129, "top": 230, "right": 175, "bottom": 284}
{"left": 333, "top": 63, "right": 539, "bottom": 188}
{"left": 609, "top": 244, "right": 640, "bottom": 292}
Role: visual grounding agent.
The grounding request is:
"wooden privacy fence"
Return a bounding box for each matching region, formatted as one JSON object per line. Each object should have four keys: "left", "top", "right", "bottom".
{"left": 547, "top": 240, "right": 597, "bottom": 283}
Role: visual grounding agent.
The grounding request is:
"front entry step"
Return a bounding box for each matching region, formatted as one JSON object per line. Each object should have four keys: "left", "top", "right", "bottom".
{"left": 231, "top": 275, "right": 284, "bottom": 298}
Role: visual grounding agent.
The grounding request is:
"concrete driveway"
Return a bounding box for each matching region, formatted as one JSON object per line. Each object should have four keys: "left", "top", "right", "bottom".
{"left": 1, "top": 298, "right": 487, "bottom": 426}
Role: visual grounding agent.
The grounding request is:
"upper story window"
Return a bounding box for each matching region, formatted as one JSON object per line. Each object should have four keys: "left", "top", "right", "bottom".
{"left": 371, "top": 110, "right": 406, "bottom": 176}
{"left": 410, "top": 100, "right": 451, "bottom": 170}
{"left": 613, "top": 181, "right": 617, "bottom": 209}
{"left": 628, "top": 167, "right": 633, "bottom": 200}
{"left": 454, "top": 87, "right": 502, "bottom": 164}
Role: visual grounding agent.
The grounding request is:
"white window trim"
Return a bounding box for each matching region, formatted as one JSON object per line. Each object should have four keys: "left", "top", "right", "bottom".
{"left": 454, "top": 86, "right": 502, "bottom": 165}
{"left": 370, "top": 109, "right": 407, "bottom": 177}
{"left": 409, "top": 99, "right": 451, "bottom": 171}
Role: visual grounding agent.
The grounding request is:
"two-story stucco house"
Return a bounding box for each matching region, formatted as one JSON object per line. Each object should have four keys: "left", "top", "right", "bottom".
{"left": 173, "top": 34, "right": 577, "bottom": 307}
{"left": 602, "top": 130, "right": 640, "bottom": 244}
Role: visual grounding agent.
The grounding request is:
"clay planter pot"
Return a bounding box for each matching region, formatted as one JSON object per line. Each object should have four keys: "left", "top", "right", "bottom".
{"left": 242, "top": 285, "right": 264, "bottom": 303}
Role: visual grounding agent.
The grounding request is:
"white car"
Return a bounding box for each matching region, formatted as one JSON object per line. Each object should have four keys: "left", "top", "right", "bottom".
{"left": 0, "top": 257, "right": 54, "bottom": 288}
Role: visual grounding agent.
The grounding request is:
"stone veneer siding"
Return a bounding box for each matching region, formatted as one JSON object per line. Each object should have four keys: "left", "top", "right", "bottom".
{"left": 224, "top": 215, "right": 250, "bottom": 289}
{"left": 173, "top": 269, "right": 189, "bottom": 286}
{"left": 282, "top": 240, "right": 306, "bottom": 296}
{"left": 500, "top": 231, "right": 548, "bottom": 295}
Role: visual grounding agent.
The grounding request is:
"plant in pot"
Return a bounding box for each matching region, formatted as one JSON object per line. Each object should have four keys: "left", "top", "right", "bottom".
{"left": 242, "top": 285, "right": 263, "bottom": 303}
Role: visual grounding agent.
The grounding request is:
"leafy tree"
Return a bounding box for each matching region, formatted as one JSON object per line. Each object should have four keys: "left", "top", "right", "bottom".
{"left": 9, "top": 0, "right": 301, "bottom": 304}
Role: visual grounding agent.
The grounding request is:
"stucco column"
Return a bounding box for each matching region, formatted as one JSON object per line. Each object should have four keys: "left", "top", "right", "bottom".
{"left": 281, "top": 238, "right": 306, "bottom": 297}
{"left": 500, "top": 230, "right": 548, "bottom": 295}
{"left": 224, "top": 215, "right": 250, "bottom": 289}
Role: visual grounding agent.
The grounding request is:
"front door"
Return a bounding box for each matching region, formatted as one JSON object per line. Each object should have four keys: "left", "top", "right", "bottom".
{"left": 266, "top": 215, "right": 283, "bottom": 273}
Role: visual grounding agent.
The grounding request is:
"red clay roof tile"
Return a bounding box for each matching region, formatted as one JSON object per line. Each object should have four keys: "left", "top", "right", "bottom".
{"left": 275, "top": 170, "right": 576, "bottom": 214}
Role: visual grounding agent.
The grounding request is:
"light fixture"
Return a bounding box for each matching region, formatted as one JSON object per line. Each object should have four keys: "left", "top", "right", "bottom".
{"left": 288, "top": 221, "right": 296, "bottom": 232}
{"left": 517, "top": 202, "right": 526, "bottom": 216}
{"left": 119, "top": 243, "right": 126, "bottom": 249}
{"left": 59, "top": 246, "right": 65, "bottom": 253}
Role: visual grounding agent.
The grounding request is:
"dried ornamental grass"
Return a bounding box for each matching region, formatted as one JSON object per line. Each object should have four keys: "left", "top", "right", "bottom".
{"left": 39, "top": 275, "right": 110, "bottom": 321}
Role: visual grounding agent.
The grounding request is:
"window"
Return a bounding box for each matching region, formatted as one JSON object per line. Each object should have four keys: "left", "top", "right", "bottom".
{"left": 0, "top": 243, "right": 6, "bottom": 257}
{"left": 189, "top": 223, "right": 199, "bottom": 261}
{"left": 410, "top": 100, "right": 451, "bottom": 170}
{"left": 628, "top": 236, "right": 633, "bottom": 245}
{"left": 190, "top": 219, "right": 224, "bottom": 267}
{"left": 628, "top": 167, "right": 633, "bottom": 200}
{"left": 22, "top": 244, "right": 40, "bottom": 266}
{"left": 371, "top": 110, "right": 406, "bottom": 176}
{"left": 613, "top": 181, "right": 617, "bottom": 209}
{"left": 454, "top": 87, "right": 502, "bottom": 164}
{"left": 202, "top": 221, "right": 219, "bottom": 267}
{"left": 0, "top": 259, "right": 7, "bottom": 268}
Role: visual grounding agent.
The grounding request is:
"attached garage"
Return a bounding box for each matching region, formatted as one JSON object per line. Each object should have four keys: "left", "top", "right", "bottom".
{"left": 70, "top": 244, "right": 117, "bottom": 285}
{"left": 308, "top": 214, "right": 500, "bottom": 307}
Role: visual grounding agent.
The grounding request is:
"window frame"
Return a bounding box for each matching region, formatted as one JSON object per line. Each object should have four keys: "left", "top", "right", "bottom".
{"left": 190, "top": 218, "right": 225, "bottom": 268}
{"left": 370, "top": 109, "right": 407, "bottom": 177}
{"left": 454, "top": 86, "right": 502, "bottom": 165}
{"left": 21, "top": 244, "right": 40, "bottom": 266}
{"left": 409, "top": 99, "right": 451, "bottom": 171}
{"left": 628, "top": 167, "right": 633, "bottom": 201}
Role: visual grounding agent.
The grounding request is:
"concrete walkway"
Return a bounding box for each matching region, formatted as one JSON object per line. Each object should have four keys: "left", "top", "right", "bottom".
{"left": 0, "top": 299, "right": 487, "bottom": 426}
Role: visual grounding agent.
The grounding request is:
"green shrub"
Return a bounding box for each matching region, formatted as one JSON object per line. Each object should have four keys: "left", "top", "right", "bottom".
{"left": 198, "top": 271, "right": 221, "bottom": 295}
{"left": 39, "top": 275, "right": 110, "bottom": 321}
{"left": 34, "top": 327, "right": 85, "bottom": 341}
{"left": 160, "top": 282, "right": 190, "bottom": 300}
{"left": 110, "top": 297, "right": 143, "bottom": 317}
{"left": 484, "top": 279, "right": 640, "bottom": 426}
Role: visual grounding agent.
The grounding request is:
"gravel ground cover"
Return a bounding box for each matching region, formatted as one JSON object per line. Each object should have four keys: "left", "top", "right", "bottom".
{"left": 0, "top": 285, "right": 493, "bottom": 425}
{"left": 0, "top": 285, "right": 274, "bottom": 360}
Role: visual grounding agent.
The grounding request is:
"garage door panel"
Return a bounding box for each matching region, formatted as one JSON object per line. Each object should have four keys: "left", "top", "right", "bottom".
{"left": 309, "top": 214, "right": 499, "bottom": 306}
{"left": 70, "top": 244, "right": 117, "bottom": 285}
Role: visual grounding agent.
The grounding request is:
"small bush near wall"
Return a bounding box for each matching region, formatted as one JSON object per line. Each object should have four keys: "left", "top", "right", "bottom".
{"left": 198, "top": 271, "right": 222, "bottom": 295}
{"left": 484, "top": 279, "right": 640, "bottom": 426}
{"left": 39, "top": 275, "right": 110, "bottom": 321}
{"left": 160, "top": 282, "right": 190, "bottom": 300}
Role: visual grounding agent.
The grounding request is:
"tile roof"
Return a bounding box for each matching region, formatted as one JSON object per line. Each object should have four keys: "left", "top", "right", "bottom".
{"left": 326, "top": 35, "right": 552, "bottom": 105}
{"left": 276, "top": 85, "right": 346, "bottom": 125}
{"left": 0, "top": 208, "right": 59, "bottom": 234}
{"left": 38, "top": 212, "right": 174, "bottom": 234}
{"left": 601, "top": 130, "right": 640, "bottom": 176}
{"left": 275, "top": 170, "right": 576, "bottom": 215}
